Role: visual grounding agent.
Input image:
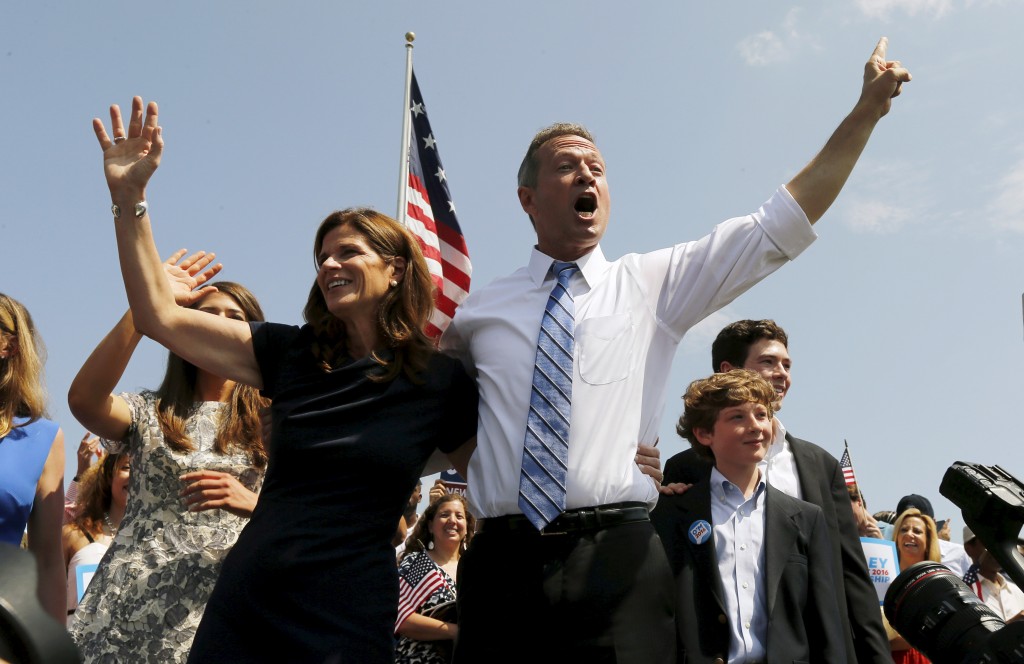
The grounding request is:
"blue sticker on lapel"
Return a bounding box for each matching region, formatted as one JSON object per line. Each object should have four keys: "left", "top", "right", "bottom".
{"left": 688, "top": 520, "right": 712, "bottom": 545}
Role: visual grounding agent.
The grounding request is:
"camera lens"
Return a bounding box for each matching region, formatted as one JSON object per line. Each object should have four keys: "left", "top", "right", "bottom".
{"left": 884, "top": 561, "right": 1005, "bottom": 663}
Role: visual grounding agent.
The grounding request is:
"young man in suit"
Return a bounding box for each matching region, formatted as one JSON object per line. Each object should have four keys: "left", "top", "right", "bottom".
{"left": 662, "top": 320, "right": 890, "bottom": 663}
{"left": 652, "top": 369, "right": 845, "bottom": 663}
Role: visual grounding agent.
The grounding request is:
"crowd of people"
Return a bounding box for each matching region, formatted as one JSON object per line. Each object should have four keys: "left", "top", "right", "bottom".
{"left": 3, "top": 35, "right": 1018, "bottom": 664}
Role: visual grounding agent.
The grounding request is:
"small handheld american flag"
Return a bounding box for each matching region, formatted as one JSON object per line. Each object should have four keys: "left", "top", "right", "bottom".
{"left": 839, "top": 443, "right": 858, "bottom": 489}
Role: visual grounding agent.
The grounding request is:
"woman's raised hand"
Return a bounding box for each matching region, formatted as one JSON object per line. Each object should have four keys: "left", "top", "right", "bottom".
{"left": 92, "top": 96, "right": 162, "bottom": 197}
{"left": 75, "top": 432, "right": 101, "bottom": 477}
{"left": 162, "top": 249, "right": 223, "bottom": 306}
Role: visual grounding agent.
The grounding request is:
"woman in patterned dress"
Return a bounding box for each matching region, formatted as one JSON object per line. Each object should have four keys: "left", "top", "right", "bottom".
{"left": 67, "top": 257, "right": 269, "bottom": 664}
{"left": 396, "top": 493, "right": 475, "bottom": 664}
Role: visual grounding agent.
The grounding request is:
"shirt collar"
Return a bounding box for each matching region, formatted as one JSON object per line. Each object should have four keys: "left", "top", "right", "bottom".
{"left": 983, "top": 573, "right": 1008, "bottom": 589}
{"left": 772, "top": 417, "right": 787, "bottom": 443}
{"left": 710, "top": 466, "right": 767, "bottom": 504}
{"left": 527, "top": 244, "right": 609, "bottom": 289}
{"left": 764, "top": 417, "right": 789, "bottom": 462}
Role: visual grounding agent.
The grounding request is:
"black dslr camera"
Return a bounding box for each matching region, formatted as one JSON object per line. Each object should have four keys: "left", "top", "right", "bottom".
{"left": 884, "top": 462, "right": 1024, "bottom": 664}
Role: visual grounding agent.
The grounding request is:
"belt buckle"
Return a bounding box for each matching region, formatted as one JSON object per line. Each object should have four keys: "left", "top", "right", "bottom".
{"left": 539, "top": 520, "right": 571, "bottom": 536}
{"left": 539, "top": 527, "right": 568, "bottom": 536}
{"left": 539, "top": 511, "right": 578, "bottom": 536}
{"left": 540, "top": 508, "right": 599, "bottom": 536}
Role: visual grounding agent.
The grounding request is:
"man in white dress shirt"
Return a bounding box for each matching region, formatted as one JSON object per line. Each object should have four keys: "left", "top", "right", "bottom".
{"left": 443, "top": 39, "right": 911, "bottom": 662}
{"left": 963, "top": 526, "right": 1024, "bottom": 623}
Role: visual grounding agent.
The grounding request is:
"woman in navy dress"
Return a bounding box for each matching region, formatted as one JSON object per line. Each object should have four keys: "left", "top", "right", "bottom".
{"left": 0, "top": 293, "right": 66, "bottom": 622}
{"left": 93, "top": 97, "right": 478, "bottom": 663}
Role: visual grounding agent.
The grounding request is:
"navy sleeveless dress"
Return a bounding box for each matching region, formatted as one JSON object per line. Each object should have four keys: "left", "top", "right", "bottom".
{"left": 187, "top": 323, "right": 478, "bottom": 664}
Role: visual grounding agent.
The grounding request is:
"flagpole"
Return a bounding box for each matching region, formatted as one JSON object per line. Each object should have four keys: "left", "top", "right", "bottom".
{"left": 396, "top": 31, "right": 415, "bottom": 224}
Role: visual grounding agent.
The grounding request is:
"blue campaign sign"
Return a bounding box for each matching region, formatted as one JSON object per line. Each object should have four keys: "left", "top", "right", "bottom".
{"left": 76, "top": 563, "right": 100, "bottom": 603}
{"left": 860, "top": 537, "right": 900, "bottom": 605}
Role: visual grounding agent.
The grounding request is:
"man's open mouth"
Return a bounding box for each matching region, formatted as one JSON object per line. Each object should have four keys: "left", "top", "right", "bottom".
{"left": 574, "top": 193, "right": 597, "bottom": 215}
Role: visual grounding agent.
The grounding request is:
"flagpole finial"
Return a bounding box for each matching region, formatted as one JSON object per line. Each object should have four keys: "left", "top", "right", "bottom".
{"left": 405, "top": 32, "right": 416, "bottom": 43}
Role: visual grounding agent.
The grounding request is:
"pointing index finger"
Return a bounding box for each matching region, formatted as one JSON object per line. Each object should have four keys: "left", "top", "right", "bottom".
{"left": 872, "top": 36, "right": 888, "bottom": 62}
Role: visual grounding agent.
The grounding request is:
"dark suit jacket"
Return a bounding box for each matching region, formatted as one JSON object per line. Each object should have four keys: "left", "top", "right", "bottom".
{"left": 663, "top": 434, "right": 891, "bottom": 664}
{"left": 651, "top": 480, "right": 846, "bottom": 663}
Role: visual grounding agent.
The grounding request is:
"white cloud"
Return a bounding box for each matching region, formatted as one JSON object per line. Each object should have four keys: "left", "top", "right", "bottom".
{"left": 839, "top": 158, "right": 928, "bottom": 234}
{"left": 780, "top": 6, "right": 803, "bottom": 36}
{"left": 855, "top": 0, "right": 954, "bottom": 19}
{"left": 737, "top": 30, "right": 788, "bottom": 66}
{"left": 841, "top": 199, "right": 916, "bottom": 234}
{"left": 989, "top": 159, "right": 1024, "bottom": 232}
{"left": 737, "top": 8, "right": 820, "bottom": 67}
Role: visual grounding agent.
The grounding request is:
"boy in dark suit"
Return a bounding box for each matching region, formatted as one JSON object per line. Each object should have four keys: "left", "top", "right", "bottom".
{"left": 651, "top": 370, "right": 846, "bottom": 663}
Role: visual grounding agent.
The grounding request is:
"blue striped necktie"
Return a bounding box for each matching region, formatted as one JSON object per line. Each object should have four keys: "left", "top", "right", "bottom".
{"left": 519, "top": 261, "right": 579, "bottom": 530}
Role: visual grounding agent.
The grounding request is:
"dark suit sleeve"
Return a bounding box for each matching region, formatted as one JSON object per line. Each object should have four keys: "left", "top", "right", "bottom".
{"left": 650, "top": 495, "right": 684, "bottom": 573}
{"left": 805, "top": 505, "right": 848, "bottom": 663}
{"left": 652, "top": 485, "right": 729, "bottom": 663}
{"left": 663, "top": 448, "right": 712, "bottom": 486}
{"left": 824, "top": 453, "right": 892, "bottom": 663}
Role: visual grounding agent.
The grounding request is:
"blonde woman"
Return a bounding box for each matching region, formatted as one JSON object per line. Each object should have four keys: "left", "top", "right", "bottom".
{"left": 886, "top": 508, "right": 943, "bottom": 664}
{"left": 0, "top": 293, "right": 66, "bottom": 622}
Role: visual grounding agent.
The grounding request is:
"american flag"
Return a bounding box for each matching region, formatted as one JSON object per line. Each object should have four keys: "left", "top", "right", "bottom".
{"left": 403, "top": 70, "right": 471, "bottom": 339}
{"left": 839, "top": 445, "right": 857, "bottom": 488}
{"left": 396, "top": 552, "right": 450, "bottom": 631}
{"left": 962, "top": 563, "right": 984, "bottom": 599}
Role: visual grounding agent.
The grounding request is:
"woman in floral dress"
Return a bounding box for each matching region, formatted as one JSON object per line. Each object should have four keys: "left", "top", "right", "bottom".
{"left": 67, "top": 255, "right": 268, "bottom": 664}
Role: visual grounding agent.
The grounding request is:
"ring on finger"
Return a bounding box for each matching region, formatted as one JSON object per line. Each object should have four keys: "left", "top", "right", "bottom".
{"left": 113, "top": 135, "right": 127, "bottom": 143}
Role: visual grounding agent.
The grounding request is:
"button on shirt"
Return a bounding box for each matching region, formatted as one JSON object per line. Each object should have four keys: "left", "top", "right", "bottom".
{"left": 710, "top": 467, "right": 768, "bottom": 664}
{"left": 442, "top": 185, "right": 815, "bottom": 518}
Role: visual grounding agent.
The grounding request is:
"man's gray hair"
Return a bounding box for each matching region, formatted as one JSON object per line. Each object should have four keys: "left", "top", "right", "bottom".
{"left": 517, "top": 122, "right": 596, "bottom": 188}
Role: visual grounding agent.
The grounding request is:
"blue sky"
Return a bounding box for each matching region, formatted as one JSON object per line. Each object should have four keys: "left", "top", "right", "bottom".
{"left": 3, "top": 1, "right": 1023, "bottom": 538}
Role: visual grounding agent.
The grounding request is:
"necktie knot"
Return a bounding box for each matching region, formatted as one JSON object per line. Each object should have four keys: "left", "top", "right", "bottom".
{"left": 552, "top": 261, "right": 578, "bottom": 287}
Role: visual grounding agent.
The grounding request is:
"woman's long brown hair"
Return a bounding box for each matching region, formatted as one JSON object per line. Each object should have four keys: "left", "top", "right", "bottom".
{"left": 302, "top": 208, "right": 436, "bottom": 383}
{"left": 153, "top": 282, "right": 268, "bottom": 467}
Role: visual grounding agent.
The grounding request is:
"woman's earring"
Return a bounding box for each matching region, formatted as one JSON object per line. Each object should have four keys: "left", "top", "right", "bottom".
{"left": 427, "top": 540, "right": 434, "bottom": 551}
{"left": 389, "top": 279, "right": 398, "bottom": 288}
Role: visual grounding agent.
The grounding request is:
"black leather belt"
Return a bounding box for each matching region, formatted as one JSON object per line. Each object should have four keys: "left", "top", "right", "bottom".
{"left": 479, "top": 502, "right": 649, "bottom": 536}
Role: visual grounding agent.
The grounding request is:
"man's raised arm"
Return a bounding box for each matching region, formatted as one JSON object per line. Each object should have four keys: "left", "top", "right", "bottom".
{"left": 786, "top": 37, "right": 912, "bottom": 224}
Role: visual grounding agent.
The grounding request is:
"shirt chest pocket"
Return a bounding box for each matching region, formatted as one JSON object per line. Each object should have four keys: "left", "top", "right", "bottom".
{"left": 576, "top": 314, "right": 634, "bottom": 385}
